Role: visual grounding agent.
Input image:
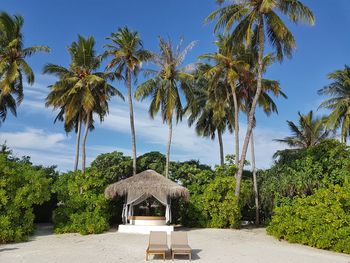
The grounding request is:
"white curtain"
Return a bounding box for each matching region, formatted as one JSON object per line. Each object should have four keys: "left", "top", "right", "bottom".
{"left": 122, "top": 193, "right": 149, "bottom": 224}
{"left": 152, "top": 193, "right": 171, "bottom": 224}
{"left": 121, "top": 192, "right": 172, "bottom": 224}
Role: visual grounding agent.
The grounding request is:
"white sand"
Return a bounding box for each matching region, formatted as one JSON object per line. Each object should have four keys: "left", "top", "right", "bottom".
{"left": 1, "top": 225, "right": 349, "bottom": 263}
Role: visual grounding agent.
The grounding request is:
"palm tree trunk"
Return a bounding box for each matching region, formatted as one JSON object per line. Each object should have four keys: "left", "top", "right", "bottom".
{"left": 74, "top": 116, "right": 82, "bottom": 171}
{"left": 127, "top": 69, "right": 137, "bottom": 176}
{"left": 218, "top": 130, "right": 224, "bottom": 166}
{"left": 230, "top": 84, "right": 239, "bottom": 168}
{"left": 165, "top": 118, "right": 173, "bottom": 178}
{"left": 250, "top": 129, "right": 260, "bottom": 225}
{"left": 235, "top": 16, "right": 265, "bottom": 202}
{"left": 82, "top": 112, "right": 90, "bottom": 174}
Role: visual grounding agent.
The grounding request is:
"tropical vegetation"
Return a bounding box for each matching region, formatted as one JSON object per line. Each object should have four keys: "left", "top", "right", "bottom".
{"left": 0, "top": 147, "right": 51, "bottom": 243}
{"left": 318, "top": 65, "right": 350, "bottom": 143}
{"left": 104, "top": 27, "right": 151, "bottom": 176}
{"left": 267, "top": 183, "right": 350, "bottom": 254}
{"left": 0, "top": 12, "right": 49, "bottom": 125}
{"left": 259, "top": 139, "right": 350, "bottom": 220}
{"left": 2, "top": 0, "right": 350, "bottom": 256}
{"left": 207, "top": 0, "right": 315, "bottom": 202}
{"left": 275, "top": 111, "right": 330, "bottom": 149}
{"left": 44, "top": 35, "right": 122, "bottom": 172}
{"left": 135, "top": 37, "right": 196, "bottom": 178}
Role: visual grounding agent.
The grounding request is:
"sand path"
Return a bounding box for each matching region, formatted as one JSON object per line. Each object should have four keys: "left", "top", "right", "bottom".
{"left": 1, "top": 225, "right": 349, "bottom": 263}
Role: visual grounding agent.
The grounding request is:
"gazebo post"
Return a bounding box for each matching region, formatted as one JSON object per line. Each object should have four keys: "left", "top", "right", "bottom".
{"left": 123, "top": 195, "right": 127, "bottom": 225}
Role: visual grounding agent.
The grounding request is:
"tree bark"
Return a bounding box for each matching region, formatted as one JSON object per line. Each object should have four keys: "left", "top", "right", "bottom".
{"left": 250, "top": 129, "right": 260, "bottom": 225}
{"left": 82, "top": 112, "right": 90, "bottom": 174}
{"left": 235, "top": 16, "right": 265, "bottom": 202}
{"left": 165, "top": 118, "right": 173, "bottom": 178}
{"left": 230, "top": 84, "right": 239, "bottom": 168}
{"left": 218, "top": 130, "right": 224, "bottom": 166}
{"left": 74, "top": 116, "right": 82, "bottom": 171}
{"left": 127, "top": 69, "right": 137, "bottom": 175}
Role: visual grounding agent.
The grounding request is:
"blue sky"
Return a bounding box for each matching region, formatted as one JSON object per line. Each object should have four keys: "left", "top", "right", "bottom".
{"left": 1, "top": 0, "right": 350, "bottom": 171}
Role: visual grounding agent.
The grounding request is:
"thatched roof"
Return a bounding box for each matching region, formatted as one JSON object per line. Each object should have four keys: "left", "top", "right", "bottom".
{"left": 105, "top": 169, "right": 189, "bottom": 201}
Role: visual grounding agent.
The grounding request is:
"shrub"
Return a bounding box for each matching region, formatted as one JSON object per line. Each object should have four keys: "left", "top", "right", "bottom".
{"left": 137, "top": 151, "right": 166, "bottom": 174}
{"left": 179, "top": 192, "right": 208, "bottom": 228}
{"left": 202, "top": 176, "right": 241, "bottom": 228}
{"left": 52, "top": 169, "right": 110, "bottom": 235}
{"left": 90, "top": 151, "right": 132, "bottom": 182}
{"left": 259, "top": 140, "right": 350, "bottom": 221}
{"left": 267, "top": 184, "right": 350, "bottom": 254}
{"left": 0, "top": 152, "right": 51, "bottom": 243}
{"left": 178, "top": 160, "right": 253, "bottom": 228}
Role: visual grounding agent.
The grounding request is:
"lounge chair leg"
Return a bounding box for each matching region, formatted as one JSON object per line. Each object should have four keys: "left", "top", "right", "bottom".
{"left": 189, "top": 253, "right": 191, "bottom": 261}
{"left": 163, "top": 252, "right": 165, "bottom": 261}
{"left": 172, "top": 252, "right": 174, "bottom": 261}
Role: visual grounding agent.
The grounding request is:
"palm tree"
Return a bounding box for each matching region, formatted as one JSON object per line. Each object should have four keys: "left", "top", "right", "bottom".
{"left": 135, "top": 37, "right": 196, "bottom": 178}
{"left": 0, "top": 12, "right": 49, "bottom": 123}
{"left": 199, "top": 35, "right": 248, "bottom": 167}
{"left": 207, "top": 0, "right": 314, "bottom": 200}
{"left": 275, "top": 111, "right": 330, "bottom": 149}
{"left": 188, "top": 64, "right": 233, "bottom": 166}
{"left": 238, "top": 51, "right": 287, "bottom": 225}
{"left": 44, "top": 35, "right": 123, "bottom": 172}
{"left": 104, "top": 27, "right": 152, "bottom": 176}
{"left": 318, "top": 65, "right": 350, "bottom": 143}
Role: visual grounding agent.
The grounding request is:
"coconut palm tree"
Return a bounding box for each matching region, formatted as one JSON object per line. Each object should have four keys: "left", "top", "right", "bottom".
{"left": 318, "top": 65, "right": 350, "bottom": 143}
{"left": 199, "top": 35, "right": 248, "bottom": 167}
{"left": 238, "top": 54, "right": 287, "bottom": 225}
{"left": 104, "top": 27, "right": 152, "bottom": 176}
{"left": 0, "top": 12, "right": 49, "bottom": 123}
{"left": 275, "top": 111, "right": 330, "bottom": 149}
{"left": 135, "top": 37, "right": 196, "bottom": 178}
{"left": 44, "top": 35, "right": 123, "bottom": 172}
{"left": 187, "top": 64, "right": 233, "bottom": 166}
{"left": 207, "top": 0, "right": 314, "bottom": 200}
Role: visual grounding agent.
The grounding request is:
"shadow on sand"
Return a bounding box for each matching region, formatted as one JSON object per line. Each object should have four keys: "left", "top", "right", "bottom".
{"left": 151, "top": 249, "right": 202, "bottom": 261}
{"left": 0, "top": 248, "right": 19, "bottom": 252}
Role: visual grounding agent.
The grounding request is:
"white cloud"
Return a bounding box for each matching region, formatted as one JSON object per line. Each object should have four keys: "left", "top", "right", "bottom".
{"left": 0, "top": 127, "right": 135, "bottom": 172}
{"left": 0, "top": 128, "right": 67, "bottom": 151}
{"left": 101, "top": 100, "right": 288, "bottom": 169}
{"left": 0, "top": 128, "right": 73, "bottom": 169}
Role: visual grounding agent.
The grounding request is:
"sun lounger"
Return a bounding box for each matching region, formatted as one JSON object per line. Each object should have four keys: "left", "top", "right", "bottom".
{"left": 171, "top": 232, "right": 192, "bottom": 261}
{"left": 146, "top": 231, "right": 169, "bottom": 261}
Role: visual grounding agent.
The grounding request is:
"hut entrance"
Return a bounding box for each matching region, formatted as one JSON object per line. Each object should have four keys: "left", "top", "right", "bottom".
{"left": 133, "top": 196, "right": 165, "bottom": 217}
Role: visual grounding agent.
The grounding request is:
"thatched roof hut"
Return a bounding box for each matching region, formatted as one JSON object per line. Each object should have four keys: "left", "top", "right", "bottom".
{"left": 105, "top": 169, "right": 189, "bottom": 201}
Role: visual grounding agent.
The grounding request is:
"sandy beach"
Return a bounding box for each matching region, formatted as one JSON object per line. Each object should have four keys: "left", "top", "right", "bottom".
{"left": 1, "top": 225, "right": 349, "bottom": 263}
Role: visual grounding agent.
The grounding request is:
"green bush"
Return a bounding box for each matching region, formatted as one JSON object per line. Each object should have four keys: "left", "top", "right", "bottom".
{"left": 90, "top": 151, "right": 132, "bottom": 182}
{"left": 202, "top": 176, "right": 241, "bottom": 228}
{"left": 267, "top": 184, "right": 350, "bottom": 254}
{"left": 259, "top": 140, "right": 350, "bottom": 221}
{"left": 0, "top": 152, "right": 51, "bottom": 243}
{"left": 137, "top": 151, "right": 166, "bottom": 174}
{"left": 52, "top": 169, "right": 110, "bottom": 235}
{"left": 178, "top": 159, "right": 253, "bottom": 228}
